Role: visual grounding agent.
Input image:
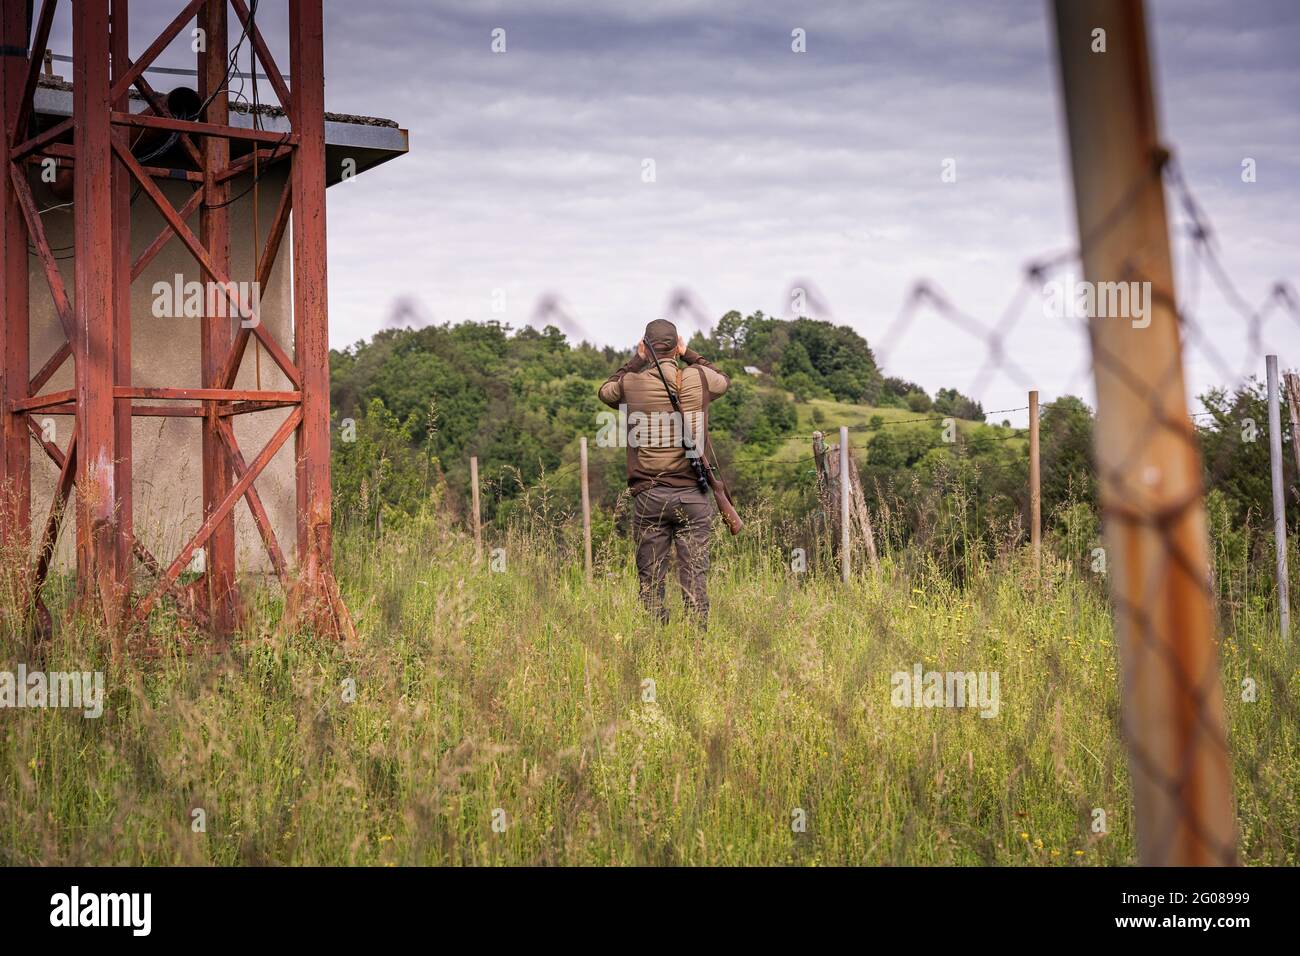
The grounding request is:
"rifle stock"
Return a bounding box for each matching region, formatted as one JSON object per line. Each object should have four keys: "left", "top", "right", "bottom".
{"left": 707, "top": 470, "right": 743, "bottom": 535}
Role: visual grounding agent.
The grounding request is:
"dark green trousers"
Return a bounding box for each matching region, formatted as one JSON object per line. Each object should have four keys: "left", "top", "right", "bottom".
{"left": 632, "top": 485, "right": 713, "bottom": 625}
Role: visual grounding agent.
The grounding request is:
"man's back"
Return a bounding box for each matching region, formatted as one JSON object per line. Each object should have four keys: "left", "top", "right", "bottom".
{"left": 597, "top": 321, "right": 731, "bottom": 627}
{"left": 599, "top": 349, "right": 730, "bottom": 494}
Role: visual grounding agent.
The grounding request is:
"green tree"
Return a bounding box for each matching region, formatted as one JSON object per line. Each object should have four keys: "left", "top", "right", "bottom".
{"left": 934, "top": 387, "right": 985, "bottom": 421}
{"left": 1039, "top": 395, "right": 1096, "bottom": 518}
{"left": 1198, "top": 377, "right": 1296, "bottom": 526}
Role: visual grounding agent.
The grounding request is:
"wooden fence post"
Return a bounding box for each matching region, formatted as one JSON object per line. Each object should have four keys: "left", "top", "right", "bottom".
{"left": 1284, "top": 372, "right": 1300, "bottom": 480}
{"left": 812, "top": 431, "right": 830, "bottom": 568}
{"left": 580, "top": 437, "right": 592, "bottom": 583}
{"left": 840, "top": 425, "right": 850, "bottom": 583}
{"left": 1266, "top": 356, "right": 1290, "bottom": 643}
{"left": 1029, "top": 389, "right": 1041, "bottom": 574}
{"left": 847, "top": 446, "right": 879, "bottom": 573}
{"left": 1053, "top": 0, "right": 1237, "bottom": 864}
{"left": 814, "top": 430, "right": 877, "bottom": 575}
{"left": 470, "top": 455, "right": 482, "bottom": 563}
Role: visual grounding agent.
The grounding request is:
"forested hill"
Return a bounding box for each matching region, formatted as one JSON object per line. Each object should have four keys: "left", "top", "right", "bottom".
{"left": 688, "top": 310, "right": 985, "bottom": 419}
{"left": 328, "top": 310, "right": 1291, "bottom": 558}
{"left": 329, "top": 310, "right": 987, "bottom": 481}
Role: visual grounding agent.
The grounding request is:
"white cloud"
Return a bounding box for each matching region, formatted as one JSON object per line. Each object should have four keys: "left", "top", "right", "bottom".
{"left": 41, "top": 0, "right": 1300, "bottom": 419}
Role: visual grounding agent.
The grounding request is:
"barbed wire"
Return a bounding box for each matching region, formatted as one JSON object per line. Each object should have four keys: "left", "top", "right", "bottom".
{"left": 530, "top": 141, "right": 1289, "bottom": 869}
{"left": 416, "top": 128, "right": 1296, "bottom": 868}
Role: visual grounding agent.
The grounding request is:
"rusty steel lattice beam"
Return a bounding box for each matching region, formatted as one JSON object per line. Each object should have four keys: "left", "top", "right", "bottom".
{"left": 111, "top": 0, "right": 132, "bottom": 591}
{"left": 287, "top": 0, "right": 350, "bottom": 640}
{"left": 0, "top": 0, "right": 29, "bottom": 565}
{"left": 72, "top": 0, "right": 120, "bottom": 622}
{"left": 0, "top": 0, "right": 352, "bottom": 644}
{"left": 199, "top": 0, "right": 236, "bottom": 634}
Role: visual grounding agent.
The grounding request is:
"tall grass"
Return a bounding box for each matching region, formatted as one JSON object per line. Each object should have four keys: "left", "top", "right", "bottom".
{"left": 0, "top": 497, "right": 1296, "bottom": 865}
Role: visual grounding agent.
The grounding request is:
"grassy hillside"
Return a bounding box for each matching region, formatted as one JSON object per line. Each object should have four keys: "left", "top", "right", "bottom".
{"left": 767, "top": 395, "right": 1026, "bottom": 462}
{"left": 3, "top": 517, "right": 1294, "bottom": 865}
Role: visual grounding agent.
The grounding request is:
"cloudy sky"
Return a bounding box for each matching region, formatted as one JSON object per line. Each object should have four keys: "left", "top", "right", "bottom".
{"left": 50, "top": 1, "right": 1300, "bottom": 421}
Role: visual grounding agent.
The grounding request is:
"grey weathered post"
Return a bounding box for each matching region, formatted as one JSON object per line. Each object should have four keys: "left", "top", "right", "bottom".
{"left": 1029, "top": 389, "right": 1041, "bottom": 574}
{"left": 1285, "top": 372, "right": 1300, "bottom": 477}
{"left": 848, "top": 448, "right": 880, "bottom": 573}
{"left": 1267, "top": 355, "right": 1290, "bottom": 642}
{"left": 470, "top": 455, "right": 482, "bottom": 563}
{"left": 840, "top": 425, "right": 850, "bottom": 583}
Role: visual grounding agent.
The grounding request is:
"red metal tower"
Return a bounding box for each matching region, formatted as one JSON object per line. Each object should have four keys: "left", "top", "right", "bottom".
{"left": 0, "top": 0, "right": 352, "bottom": 642}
